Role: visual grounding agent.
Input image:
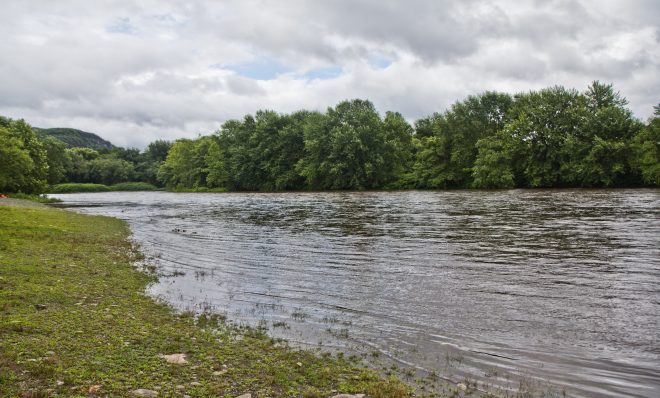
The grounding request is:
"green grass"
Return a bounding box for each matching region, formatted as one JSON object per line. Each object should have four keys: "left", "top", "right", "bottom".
{"left": 49, "top": 182, "right": 160, "bottom": 193}
{"left": 0, "top": 204, "right": 412, "bottom": 397}
{"left": 49, "top": 183, "right": 111, "bottom": 193}
{"left": 109, "top": 182, "right": 158, "bottom": 191}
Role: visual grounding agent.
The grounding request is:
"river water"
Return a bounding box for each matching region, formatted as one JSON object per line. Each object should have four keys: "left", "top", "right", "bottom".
{"left": 51, "top": 190, "right": 660, "bottom": 397}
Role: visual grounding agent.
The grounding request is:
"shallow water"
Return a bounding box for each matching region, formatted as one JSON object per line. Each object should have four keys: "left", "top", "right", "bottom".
{"left": 52, "top": 190, "right": 660, "bottom": 397}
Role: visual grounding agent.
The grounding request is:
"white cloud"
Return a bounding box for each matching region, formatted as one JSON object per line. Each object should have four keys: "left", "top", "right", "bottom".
{"left": 0, "top": 0, "right": 658, "bottom": 148}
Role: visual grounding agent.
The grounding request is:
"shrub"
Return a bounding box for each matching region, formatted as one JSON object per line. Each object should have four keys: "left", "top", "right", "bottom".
{"left": 109, "top": 182, "right": 158, "bottom": 191}
{"left": 49, "top": 183, "right": 111, "bottom": 193}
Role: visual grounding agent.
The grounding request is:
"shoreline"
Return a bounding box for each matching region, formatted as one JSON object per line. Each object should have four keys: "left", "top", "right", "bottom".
{"left": 0, "top": 200, "right": 419, "bottom": 397}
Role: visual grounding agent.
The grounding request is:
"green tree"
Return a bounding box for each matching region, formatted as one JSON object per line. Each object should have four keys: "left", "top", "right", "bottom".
{"left": 214, "top": 110, "right": 309, "bottom": 191}
{"left": 382, "top": 111, "right": 414, "bottom": 186}
{"left": 0, "top": 116, "right": 49, "bottom": 193}
{"left": 144, "top": 140, "right": 172, "bottom": 163}
{"left": 135, "top": 140, "right": 172, "bottom": 186}
{"left": 411, "top": 135, "right": 454, "bottom": 188}
{"left": 297, "top": 99, "right": 399, "bottom": 190}
{"left": 205, "top": 137, "right": 228, "bottom": 189}
{"left": 265, "top": 111, "right": 309, "bottom": 190}
{"left": 506, "top": 86, "right": 586, "bottom": 187}
{"left": 0, "top": 127, "right": 35, "bottom": 192}
{"left": 411, "top": 92, "right": 512, "bottom": 188}
{"left": 444, "top": 92, "right": 513, "bottom": 186}
{"left": 561, "top": 82, "right": 642, "bottom": 186}
{"left": 64, "top": 147, "right": 100, "bottom": 182}
{"left": 87, "top": 157, "right": 135, "bottom": 185}
{"left": 472, "top": 132, "right": 516, "bottom": 188}
{"left": 157, "top": 137, "right": 213, "bottom": 189}
{"left": 217, "top": 116, "right": 263, "bottom": 190}
{"left": 632, "top": 106, "right": 660, "bottom": 185}
{"left": 40, "top": 136, "right": 69, "bottom": 185}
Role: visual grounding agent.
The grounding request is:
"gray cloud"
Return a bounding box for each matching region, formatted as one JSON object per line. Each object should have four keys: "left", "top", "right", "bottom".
{"left": 0, "top": 0, "right": 658, "bottom": 148}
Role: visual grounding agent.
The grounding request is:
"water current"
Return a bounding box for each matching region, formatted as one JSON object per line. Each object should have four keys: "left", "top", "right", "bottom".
{"left": 52, "top": 190, "right": 660, "bottom": 397}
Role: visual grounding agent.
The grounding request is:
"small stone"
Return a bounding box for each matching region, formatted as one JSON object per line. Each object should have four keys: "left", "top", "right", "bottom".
{"left": 131, "top": 389, "right": 158, "bottom": 397}
{"left": 212, "top": 369, "right": 227, "bottom": 376}
{"left": 296, "top": 362, "right": 303, "bottom": 367}
{"left": 235, "top": 394, "right": 251, "bottom": 398}
{"left": 56, "top": 380, "right": 64, "bottom": 386}
{"left": 88, "top": 385, "right": 102, "bottom": 393}
{"left": 35, "top": 304, "right": 47, "bottom": 310}
{"left": 45, "top": 351, "right": 55, "bottom": 356}
{"left": 158, "top": 353, "right": 188, "bottom": 364}
{"left": 175, "top": 385, "right": 185, "bottom": 390}
{"left": 190, "top": 382, "right": 202, "bottom": 387}
{"left": 457, "top": 382, "right": 467, "bottom": 391}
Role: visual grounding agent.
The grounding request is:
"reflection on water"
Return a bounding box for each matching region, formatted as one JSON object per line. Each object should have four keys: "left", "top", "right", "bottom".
{"left": 52, "top": 190, "right": 660, "bottom": 397}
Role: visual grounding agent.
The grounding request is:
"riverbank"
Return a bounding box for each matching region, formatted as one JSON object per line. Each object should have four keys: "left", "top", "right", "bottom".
{"left": 0, "top": 201, "right": 413, "bottom": 397}
{"left": 49, "top": 182, "right": 159, "bottom": 193}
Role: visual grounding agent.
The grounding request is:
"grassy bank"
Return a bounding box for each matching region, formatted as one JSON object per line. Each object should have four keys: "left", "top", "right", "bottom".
{"left": 0, "top": 202, "right": 411, "bottom": 397}
{"left": 49, "top": 182, "right": 159, "bottom": 193}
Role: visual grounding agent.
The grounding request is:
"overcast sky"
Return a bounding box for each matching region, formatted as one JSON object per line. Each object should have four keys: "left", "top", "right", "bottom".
{"left": 1, "top": 0, "right": 658, "bottom": 148}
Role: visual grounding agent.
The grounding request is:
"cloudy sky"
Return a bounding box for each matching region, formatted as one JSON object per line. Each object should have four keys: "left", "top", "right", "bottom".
{"left": 1, "top": 0, "right": 658, "bottom": 148}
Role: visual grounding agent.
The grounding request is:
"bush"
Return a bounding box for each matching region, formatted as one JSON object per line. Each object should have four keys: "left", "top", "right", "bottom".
{"left": 109, "top": 182, "right": 158, "bottom": 191}
{"left": 49, "top": 183, "right": 111, "bottom": 193}
{"left": 367, "top": 377, "right": 410, "bottom": 398}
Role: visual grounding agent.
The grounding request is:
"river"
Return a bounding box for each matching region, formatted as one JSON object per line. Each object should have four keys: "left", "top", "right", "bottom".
{"left": 51, "top": 189, "right": 660, "bottom": 397}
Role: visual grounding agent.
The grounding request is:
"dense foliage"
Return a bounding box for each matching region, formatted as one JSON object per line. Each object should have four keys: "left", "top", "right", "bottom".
{"left": 158, "top": 82, "right": 658, "bottom": 191}
{"left": 1, "top": 82, "right": 658, "bottom": 194}
{"left": 1, "top": 116, "right": 49, "bottom": 194}
{"left": 0, "top": 120, "right": 172, "bottom": 193}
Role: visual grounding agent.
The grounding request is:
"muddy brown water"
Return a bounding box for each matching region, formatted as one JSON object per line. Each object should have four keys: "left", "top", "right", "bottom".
{"left": 51, "top": 190, "right": 660, "bottom": 397}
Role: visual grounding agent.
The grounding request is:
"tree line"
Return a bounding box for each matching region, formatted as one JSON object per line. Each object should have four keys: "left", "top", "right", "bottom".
{"left": 158, "top": 81, "right": 659, "bottom": 190}
{"left": 1, "top": 115, "right": 171, "bottom": 193}
{"left": 1, "top": 81, "right": 658, "bottom": 194}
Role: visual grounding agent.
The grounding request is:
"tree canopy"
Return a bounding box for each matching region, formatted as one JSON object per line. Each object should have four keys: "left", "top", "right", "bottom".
{"left": 1, "top": 82, "right": 658, "bottom": 194}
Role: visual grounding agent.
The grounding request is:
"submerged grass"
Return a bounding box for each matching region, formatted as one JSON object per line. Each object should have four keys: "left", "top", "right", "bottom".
{"left": 0, "top": 203, "right": 412, "bottom": 397}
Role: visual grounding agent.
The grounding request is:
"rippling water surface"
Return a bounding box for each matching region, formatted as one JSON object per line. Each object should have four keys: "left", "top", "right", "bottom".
{"left": 52, "top": 190, "right": 660, "bottom": 397}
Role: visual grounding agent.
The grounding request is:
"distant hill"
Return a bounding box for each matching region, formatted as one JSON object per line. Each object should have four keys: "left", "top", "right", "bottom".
{"left": 35, "top": 127, "right": 115, "bottom": 150}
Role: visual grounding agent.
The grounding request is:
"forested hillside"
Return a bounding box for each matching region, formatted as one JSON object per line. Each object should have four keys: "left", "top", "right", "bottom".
{"left": 34, "top": 127, "right": 115, "bottom": 150}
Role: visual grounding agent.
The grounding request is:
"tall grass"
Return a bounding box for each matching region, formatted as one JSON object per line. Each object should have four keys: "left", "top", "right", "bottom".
{"left": 49, "top": 182, "right": 159, "bottom": 193}
{"left": 109, "top": 182, "right": 158, "bottom": 191}
{"left": 49, "top": 183, "right": 111, "bottom": 193}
